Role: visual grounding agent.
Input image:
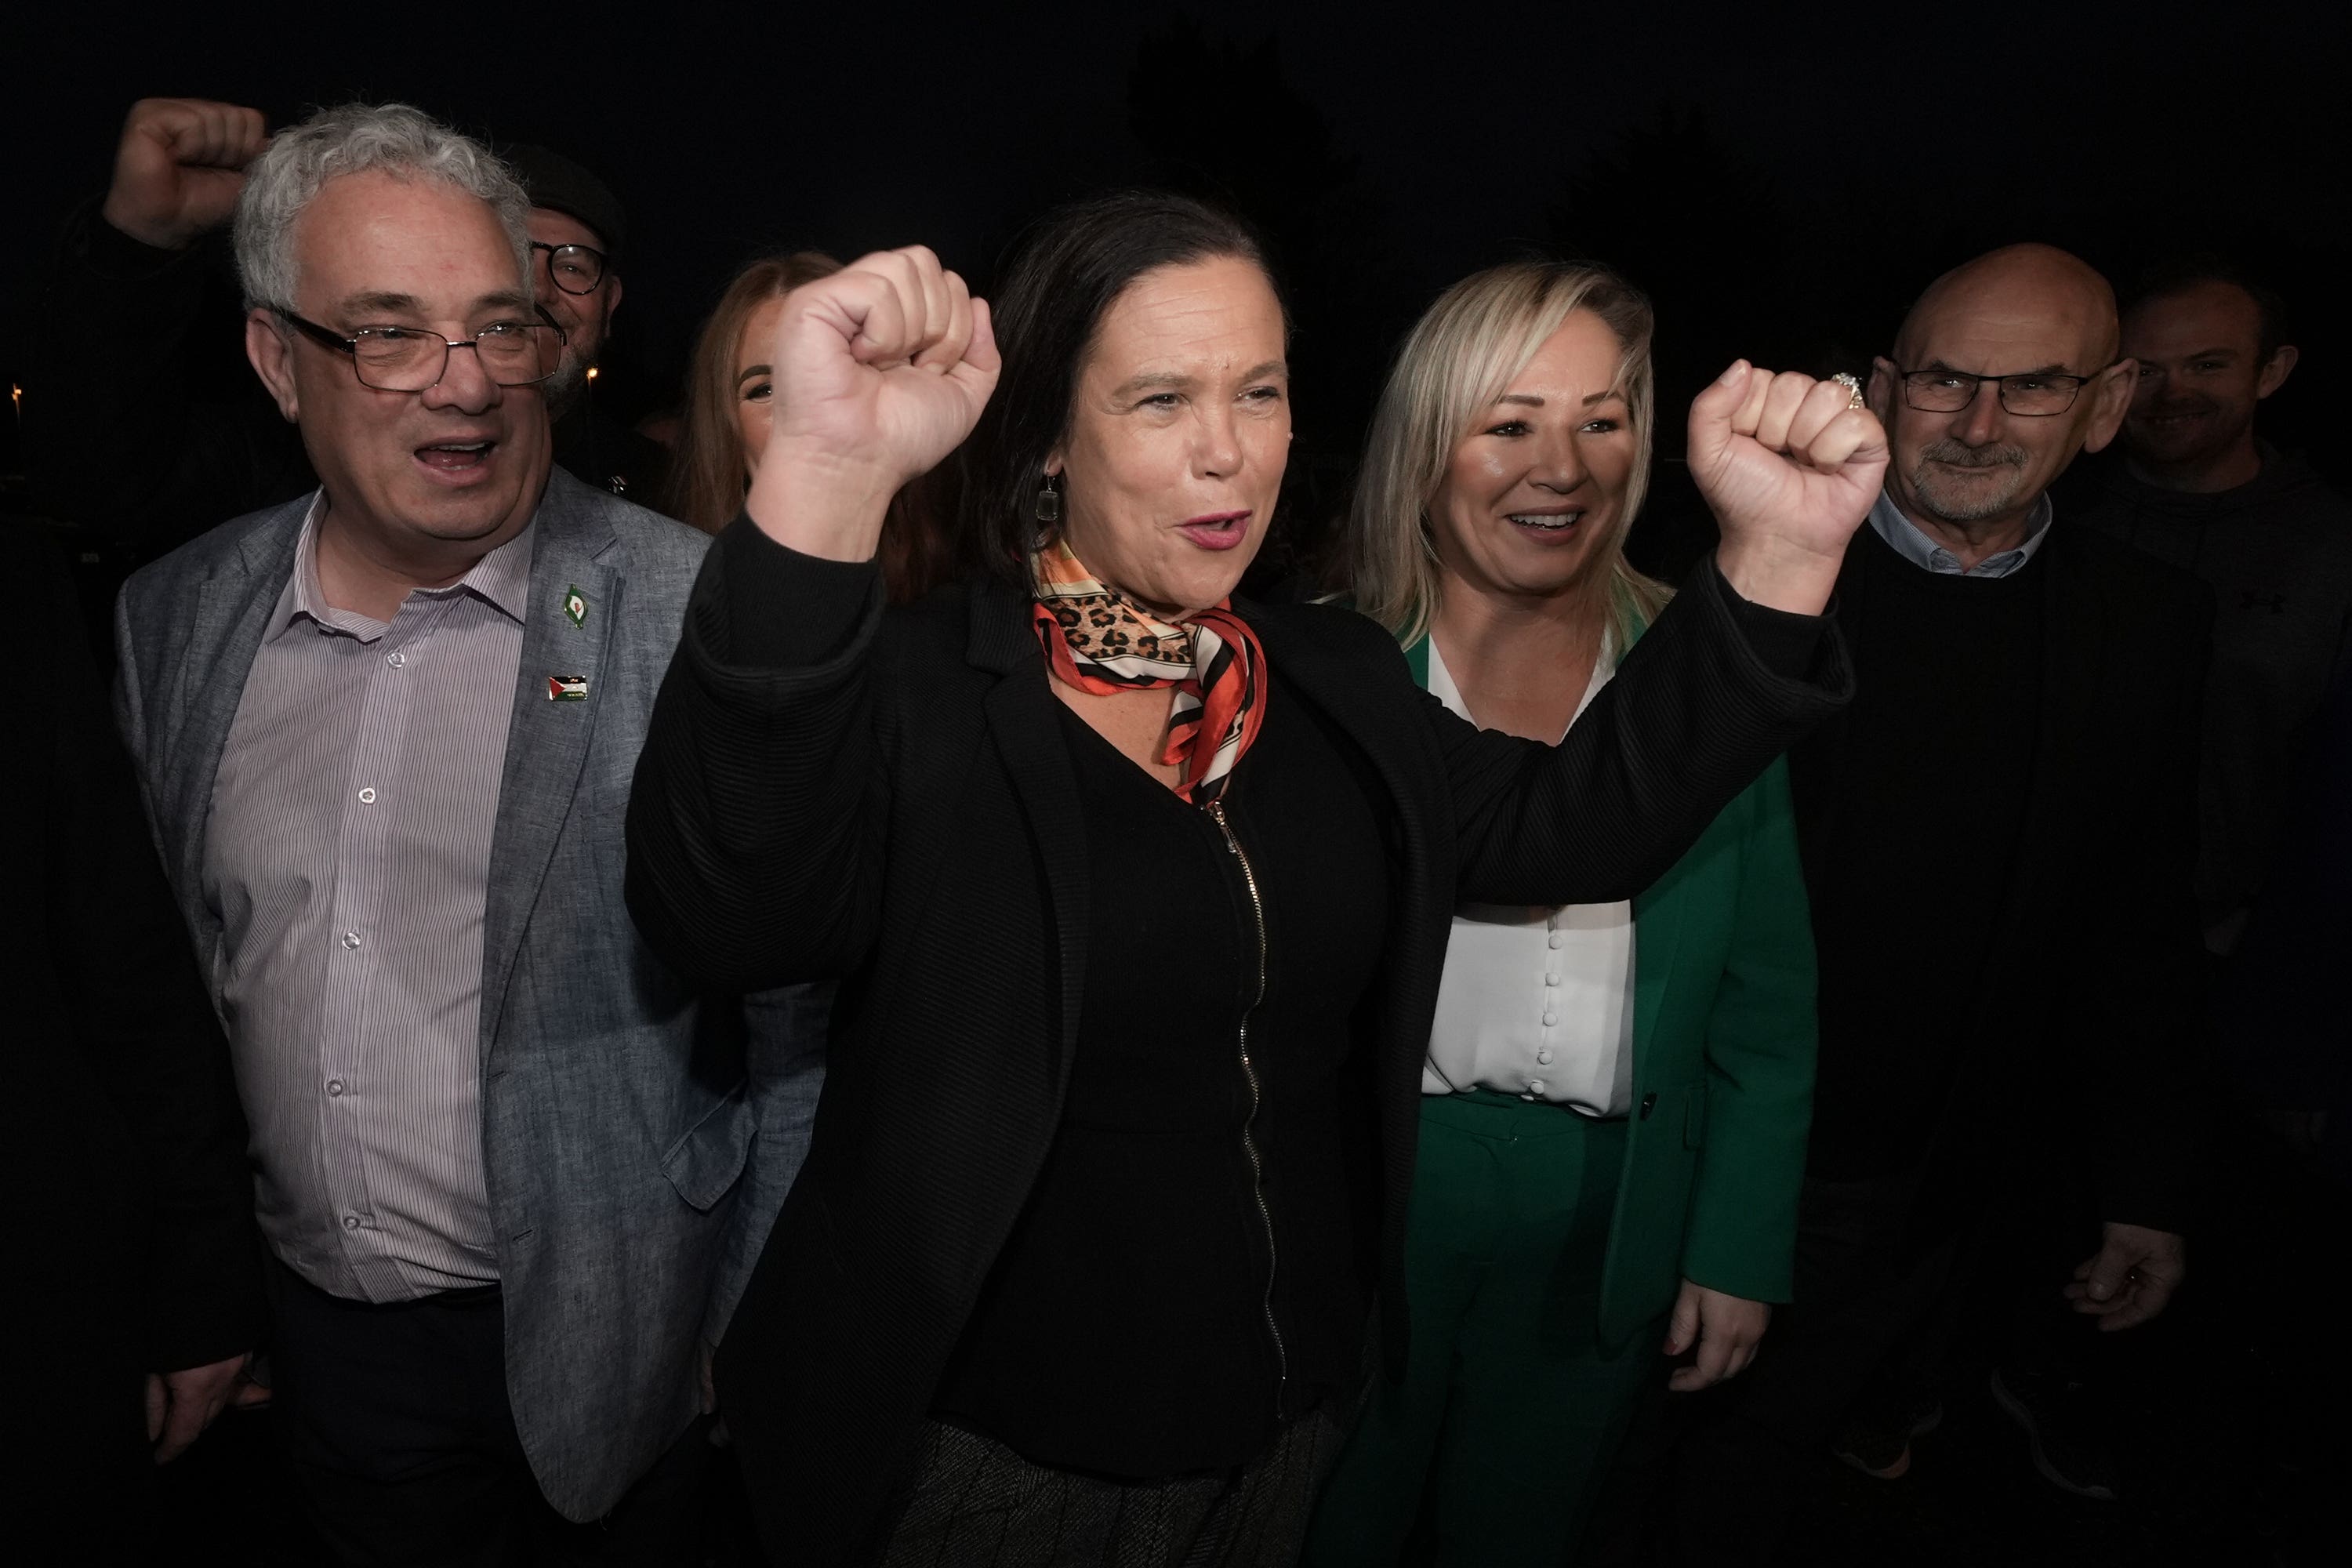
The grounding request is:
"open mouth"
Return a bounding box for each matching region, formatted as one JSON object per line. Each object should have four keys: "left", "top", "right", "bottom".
{"left": 1508, "top": 510, "right": 1583, "bottom": 534}
{"left": 416, "top": 440, "right": 496, "bottom": 474}
{"left": 1179, "top": 510, "right": 1251, "bottom": 550}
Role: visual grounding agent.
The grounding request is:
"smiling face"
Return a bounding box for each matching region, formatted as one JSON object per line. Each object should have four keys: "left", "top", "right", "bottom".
{"left": 1870, "top": 245, "right": 2131, "bottom": 535}
{"left": 1428, "top": 308, "right": 1639, "bottom": 606}
{"left": 1050, "top": 256, "right": 1290, "bottom": 619}
{"left": 2122, "top": 280, "right": 2288, "bottom": 472}
{"left": 528, "top": 205, "right": 621, "bottom": 369}
{"left": 733, "top": 292, "right": 787, "bottom": 481}
{"left": 245, "top": 169, "right": 551, "bottom": 561}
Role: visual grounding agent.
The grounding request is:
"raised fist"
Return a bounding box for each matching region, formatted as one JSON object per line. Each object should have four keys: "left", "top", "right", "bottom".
{"left": 747, "top": 245, "right": 999, "bottom": 560}
{"left": 100, "top": 98, "right": 267, "bottom": 251}
{"left": 1688, "top": 363, "right": 1888, "bottom": 612}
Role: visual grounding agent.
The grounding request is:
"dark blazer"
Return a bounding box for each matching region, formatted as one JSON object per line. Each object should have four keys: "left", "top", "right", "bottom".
{"left": 6, "top": 522, "right": 261, "bottom": 1513}
{"left": 624, "top": 522, "right": 1852, "bottom": 1563}
{"left": 1793, "top": 519, "right": 2214, "bottom": 1233}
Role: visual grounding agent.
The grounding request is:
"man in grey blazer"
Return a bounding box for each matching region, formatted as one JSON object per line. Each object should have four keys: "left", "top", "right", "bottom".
{"left": 111, "top": 103, "right": 822, "bottom": 1564}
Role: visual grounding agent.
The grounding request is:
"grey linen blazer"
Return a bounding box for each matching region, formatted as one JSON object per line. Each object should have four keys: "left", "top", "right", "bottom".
{"left": 114, "top": 468, "right": 826, "bottom": 1520}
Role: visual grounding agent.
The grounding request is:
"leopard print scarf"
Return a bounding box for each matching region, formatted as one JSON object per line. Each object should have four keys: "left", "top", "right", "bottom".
{"left": 1029, "top": 535, "right": 1268, "bottom": 807}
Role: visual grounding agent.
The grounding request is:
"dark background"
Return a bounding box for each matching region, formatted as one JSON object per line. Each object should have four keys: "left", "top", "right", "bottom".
{"left": 5, "top": 0, "right": 2347, "bottom": 561}
{"left": 2, "top": 5, "right": 2343, "bottom": 1562}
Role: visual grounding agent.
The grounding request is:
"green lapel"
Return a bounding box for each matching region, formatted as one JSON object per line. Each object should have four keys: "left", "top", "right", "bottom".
{"left": 1402, "top": 630, "right": 1431, "bottom": 688}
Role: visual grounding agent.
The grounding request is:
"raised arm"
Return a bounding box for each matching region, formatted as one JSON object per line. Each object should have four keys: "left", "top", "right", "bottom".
{"left": 26, "top": 100, "right": 305, "bottom": 537}
{"left": 1444, "top": 365, "right": 1882, "bottom": 904}
{"left": 624, "top": 248, "right": 998, "bottom": 992}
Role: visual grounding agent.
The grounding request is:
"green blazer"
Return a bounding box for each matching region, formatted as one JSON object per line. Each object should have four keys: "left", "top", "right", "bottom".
{"left": 1404, "top": 626, "right": 1818, "bottom": 1349}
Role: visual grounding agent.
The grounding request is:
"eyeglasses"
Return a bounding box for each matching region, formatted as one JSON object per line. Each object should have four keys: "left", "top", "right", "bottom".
{"left": 277, "top": 310, "right": 568, "bottom": 392}
{"left": 531, "top": 240, "right": 608, "bottom": 296}
{"left": 1894, "top": 365, "right": 2113, "bottom": 418}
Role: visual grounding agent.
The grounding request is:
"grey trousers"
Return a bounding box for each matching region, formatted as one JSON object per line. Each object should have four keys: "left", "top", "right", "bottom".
{"left": 875, "top": 1406, "right": 1351, "bottom": 1568}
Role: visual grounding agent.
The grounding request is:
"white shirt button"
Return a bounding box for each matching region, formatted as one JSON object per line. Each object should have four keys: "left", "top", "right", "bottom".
{"left": 1548, "top": 932, "right": 1566, "bottom": 949}
{"left": 342, "top": 1214, "right": 361, "bottom": 1231}
{"left": 1537, "top": 1049, "right": 1554, "bottom": 1065}
{"left": 358, "top": 787, "right": 377, "bottom": 804}
{"left": 1543, "top": 1011, "right": 1559, "bottom": 1027}
{"left": 1544, "top": 972, "right": 1562, "bottom": 986}
{"left": 387, "top": 651, "right": 407, "bottom": 668}
{"left": 326, "top": 1078, "right": 345, "bottom": 1096}
{"left": 340, "top": 931, "right": 361, "bottom": 950}
{"left": 1527, "top": 1079, "right": 1546, "bottom": 1095}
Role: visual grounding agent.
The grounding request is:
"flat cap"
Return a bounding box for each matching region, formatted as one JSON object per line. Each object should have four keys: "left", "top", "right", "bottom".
{"left": 503, "top": 143, "right": 626, "bottom": 264}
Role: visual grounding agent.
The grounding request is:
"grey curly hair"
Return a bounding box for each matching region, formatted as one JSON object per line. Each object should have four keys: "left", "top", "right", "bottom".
{"left": 233, "top": 102, "right": 531, "bottom": 312}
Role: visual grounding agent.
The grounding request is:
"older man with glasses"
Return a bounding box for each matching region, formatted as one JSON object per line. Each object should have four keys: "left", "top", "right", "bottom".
{"left": 1619, "top": 245, "right": 2212, "bottom": 1559}
{"left": 20, "top": 101, "right": 670, "bottom": 574}
{"left": 110, "top": 101, "right": 823, "bottom": 1565}
{"left": 503, "top": 143, "right": 672, "bottom": 502}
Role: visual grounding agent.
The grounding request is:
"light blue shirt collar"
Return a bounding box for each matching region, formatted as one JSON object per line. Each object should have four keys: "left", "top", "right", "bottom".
{"left": 1868, "top": 488, "right": 2053, "bottom": 579}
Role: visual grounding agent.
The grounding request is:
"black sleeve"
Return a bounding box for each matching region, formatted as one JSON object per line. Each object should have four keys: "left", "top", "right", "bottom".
{"left": 1432, "top": 556, "right": 1853, "bottom": 905}
{"left": 25, "top": 526, "right": 264, "bottom": 1370}
{"left": 626, "top": 523, "right": 1849, "bottom": 989}
{"left": 2071, "top": 585, "right": 2216, "bottom": 1232}
{"left": 22, "top": 200, "right": 311, "bottom": 543}
{"left": 625, "top": 517, "right": 888, "bottom": 993}
{"left": 2222, "top": 666, "right": 2352, "bottom": 1112}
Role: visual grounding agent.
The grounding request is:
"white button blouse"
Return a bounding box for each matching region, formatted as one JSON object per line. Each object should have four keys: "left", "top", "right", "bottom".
{"left": 1421, "top": 637, "right": 1636, "bottom": 1116}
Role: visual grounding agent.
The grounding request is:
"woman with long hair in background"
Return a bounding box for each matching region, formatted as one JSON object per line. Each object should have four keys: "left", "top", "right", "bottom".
{"left": 666, "top": 249, "right": 955, "bottom": 600}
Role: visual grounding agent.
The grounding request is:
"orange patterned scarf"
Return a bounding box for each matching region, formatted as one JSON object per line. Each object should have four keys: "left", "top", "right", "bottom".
{"left": 1029, "top": 535, "right": 1268, "bottom": 807}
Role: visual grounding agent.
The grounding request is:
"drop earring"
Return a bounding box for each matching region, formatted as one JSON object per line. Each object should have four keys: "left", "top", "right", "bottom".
{"left": 1034, "top": 472, "right": 1062, "bottom": 526}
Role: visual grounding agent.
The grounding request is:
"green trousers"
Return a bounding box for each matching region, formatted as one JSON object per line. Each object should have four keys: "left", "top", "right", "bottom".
{"left": 1304, "top": 1091, "right": 1658, "bottom": 1566}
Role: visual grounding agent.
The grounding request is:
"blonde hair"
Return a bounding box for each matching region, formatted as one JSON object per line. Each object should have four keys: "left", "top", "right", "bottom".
{"left": 1345, "top": 260, "right": 1671, "bottom": 649}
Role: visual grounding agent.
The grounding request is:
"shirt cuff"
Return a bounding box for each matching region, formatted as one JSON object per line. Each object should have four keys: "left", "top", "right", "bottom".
{"left": 711, "top": 512, "right": 882, "bottom": 669}
{"left": 1705, "top": 557, "right": 1827, "bottom": 681}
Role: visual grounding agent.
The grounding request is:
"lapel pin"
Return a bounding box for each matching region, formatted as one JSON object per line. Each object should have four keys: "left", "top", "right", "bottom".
{"left": 564, "top": 586, "right": 587, "bottom": 627}
{"left": 548, "top": 674, "right": 589, "bottom": 702}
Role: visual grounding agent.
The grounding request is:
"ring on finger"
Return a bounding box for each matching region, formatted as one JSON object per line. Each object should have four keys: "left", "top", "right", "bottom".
{"left": 1831, "top": 372, "right": 1865, "bottom": 411}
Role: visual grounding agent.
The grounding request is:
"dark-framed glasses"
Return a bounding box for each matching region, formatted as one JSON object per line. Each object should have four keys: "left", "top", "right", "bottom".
{"left": 531, "top": 239, "right": 607, "bottom": 295}
{"left": 277, "top": 310, "right": 568, "bottom": 392}
{"left": 1895, "top": 365, "right": 2112, "bottom": 417}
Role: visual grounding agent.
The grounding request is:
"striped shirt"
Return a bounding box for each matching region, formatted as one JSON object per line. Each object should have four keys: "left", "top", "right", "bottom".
{"left": 202, "top": 495, "right": 531, "bottom": 1302}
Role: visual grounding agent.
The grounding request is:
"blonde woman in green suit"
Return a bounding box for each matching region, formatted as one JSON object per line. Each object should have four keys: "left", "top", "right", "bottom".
{"left": 1303, "top": 263, "right": 1820, "bottom": 1566}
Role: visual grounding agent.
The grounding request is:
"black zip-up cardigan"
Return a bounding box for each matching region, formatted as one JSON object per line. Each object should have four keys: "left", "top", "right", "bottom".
{"left": 622, "top": 517, "right": 1853, "bottom": 1564}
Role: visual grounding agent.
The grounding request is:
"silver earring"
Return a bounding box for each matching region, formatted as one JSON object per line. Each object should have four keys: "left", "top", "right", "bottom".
{"left": 1034, "top": 473, "right": 1062, "bottom": 525}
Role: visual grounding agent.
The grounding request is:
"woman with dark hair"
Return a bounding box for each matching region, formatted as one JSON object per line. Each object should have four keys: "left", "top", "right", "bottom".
{"left": 625, "top": 192, "right": 1884, "bottom": 1566}
{"left": 666, "top": 249, "right": 956, "bottom": 599}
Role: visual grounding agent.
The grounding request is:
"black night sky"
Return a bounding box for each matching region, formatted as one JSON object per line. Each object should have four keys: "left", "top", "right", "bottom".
{"left": 7, "top": 0, "right": 2348, "bottom": 528}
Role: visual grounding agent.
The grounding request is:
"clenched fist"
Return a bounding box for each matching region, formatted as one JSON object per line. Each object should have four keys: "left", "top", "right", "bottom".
{"left": 1689, "top": 362, "right": 1888, "bottom": 615}
{"left": 746, "top": 245, "right": 999, "bottom": 562}
{"left": 100, "top": 98, "right": 268, "bottom": 251}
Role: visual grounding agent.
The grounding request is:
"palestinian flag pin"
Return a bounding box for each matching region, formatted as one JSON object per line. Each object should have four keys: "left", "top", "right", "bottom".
{"left": 563, "top": 586, "right": 587, "bottom": 627}
{"left": 548, "top": 674, "right": 590, "bottom": 702}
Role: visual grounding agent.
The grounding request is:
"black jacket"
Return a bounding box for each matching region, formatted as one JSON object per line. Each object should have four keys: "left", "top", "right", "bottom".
{"left": 5, "top": 523, "right": 263, "bottom": 1498}
{"left": 623, "top": 521, "right": 1851, "bottom": 1562}
{"left": 2065, "top": 446, "right": 2352, "bottom": 929}
{"left": 1793, "top": 518, "right": 2214, "bottom": 1236}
